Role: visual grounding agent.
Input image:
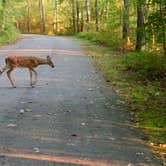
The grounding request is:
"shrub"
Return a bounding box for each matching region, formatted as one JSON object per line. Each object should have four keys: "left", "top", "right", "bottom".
{"left": 124, "top": 51, "right": 166, "bottom": 80}
{"left": 0, "top": 23, "right": 20, "bottom": 45}
{"left": 77, "top": 31, "right": 121, "bottom": 48}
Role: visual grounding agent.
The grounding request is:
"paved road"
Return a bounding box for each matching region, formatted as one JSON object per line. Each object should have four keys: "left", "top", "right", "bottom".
{"left": 0, "top": 35, "right": 162, "bottom": 166}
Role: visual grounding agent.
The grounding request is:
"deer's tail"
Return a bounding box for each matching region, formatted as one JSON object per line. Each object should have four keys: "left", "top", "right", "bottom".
{"left": 0, "top": 65, "right": 7, "bottom": 75}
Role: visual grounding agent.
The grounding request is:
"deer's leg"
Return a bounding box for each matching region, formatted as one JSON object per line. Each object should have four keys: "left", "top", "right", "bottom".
{"left": 29, "top": 69, "right": 33, "bottom": 87}
{"left": 30, "top": 68, "right": 38, "bottom": 85}
{"left": 7, "top": 67, "right": 16, "bottom": 88}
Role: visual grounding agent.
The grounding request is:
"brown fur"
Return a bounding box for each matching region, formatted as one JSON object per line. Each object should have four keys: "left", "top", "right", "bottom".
{"left": 0, "top": 55, "right": 55, "bottom": 87}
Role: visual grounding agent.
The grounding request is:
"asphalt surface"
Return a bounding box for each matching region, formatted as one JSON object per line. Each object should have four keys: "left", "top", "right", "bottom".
{"left": 0, "top": 35, "right": 162, "bottom": 166}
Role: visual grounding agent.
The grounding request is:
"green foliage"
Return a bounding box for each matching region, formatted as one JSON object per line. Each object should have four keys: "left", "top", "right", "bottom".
{"left": 0, "top": 22, "right": 20, "bottom": 45}
{"left": 77, "top": 31, "right": 121, "bottom": 48}
{"left": 124, "top": 51, "right": 166, "bottom": 80}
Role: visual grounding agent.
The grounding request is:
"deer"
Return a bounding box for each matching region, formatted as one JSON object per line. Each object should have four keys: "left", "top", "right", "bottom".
{"left": 0, "top": 55, "right": 55, "bottom": 88}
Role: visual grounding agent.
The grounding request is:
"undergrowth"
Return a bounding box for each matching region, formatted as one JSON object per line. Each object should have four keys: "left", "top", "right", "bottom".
{"left": 78, "top": 39, "right": 166, "bottom": 144}
{"left": 77, "top": 31, "right": 122, "bottom": 49}
{"left": 0, "top": 23, "right": 20, "bottom": 45}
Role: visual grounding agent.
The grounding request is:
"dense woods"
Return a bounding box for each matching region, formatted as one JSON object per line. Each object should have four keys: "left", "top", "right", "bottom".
{"left": 0, "top": 0, "right": 165, "bottom": 54}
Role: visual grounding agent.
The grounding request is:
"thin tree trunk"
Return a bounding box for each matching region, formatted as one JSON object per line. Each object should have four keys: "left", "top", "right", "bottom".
{"left": 0, "top": 0, "right": 6, "bottom": 29}
{"left": 76, "top": 0, "right": 80, "bottom": 33}
{"left": 27, "top": 0, "right": 30, "bottom": 33}
{"left": 80, "top": 1, "right": 84, "bottom": 32}
{"left": 95, "top": 0, "right": 99, "bottom": 31}
{"left": 39, "top": 0, "right": 46, "bottom": 33}
{"left": 86, "top": 0, "right": 90, "bottom": 30}
{"left": 122, "top": 0, "right": 129, "bottom": 40}
{"left": 105, "top": 0, "right": 109, "bottom": 19}
{"left": 159, "top": 1, "right": 166, "bottom": 56}
{"left": 136, "top": 1, "right": 145, "bottom": 50}
{"left": 71, "top": 0, "right": 76, "bottom": 33}
{"left": 54, "top": 0, "right": 58, "bottom": 33}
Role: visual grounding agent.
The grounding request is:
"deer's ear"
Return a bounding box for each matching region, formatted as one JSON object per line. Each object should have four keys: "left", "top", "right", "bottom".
{"left": 47, "top": 55, "right": 51, "bottom": 60}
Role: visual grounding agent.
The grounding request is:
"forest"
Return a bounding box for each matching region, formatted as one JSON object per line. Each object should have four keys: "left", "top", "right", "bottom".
{"left": 0, "top": 0, "right": 165, "bottom": 53}
{"left": 0, "top": 0, "right": 166, "bottom": 147}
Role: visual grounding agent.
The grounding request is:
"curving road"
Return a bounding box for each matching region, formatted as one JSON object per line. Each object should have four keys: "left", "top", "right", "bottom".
{"left": 0, "top": 35, "right": 162, "bottom": 166}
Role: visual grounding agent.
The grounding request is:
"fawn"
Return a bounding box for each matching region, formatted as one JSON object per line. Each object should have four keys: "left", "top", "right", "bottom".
{"left": 0, "top": 55, "right": 55, "bottom": 88}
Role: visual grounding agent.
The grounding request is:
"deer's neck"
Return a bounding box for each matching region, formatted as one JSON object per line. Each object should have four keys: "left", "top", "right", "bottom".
{"left": 38, "top": 58, "right": 48, "bottom": 65}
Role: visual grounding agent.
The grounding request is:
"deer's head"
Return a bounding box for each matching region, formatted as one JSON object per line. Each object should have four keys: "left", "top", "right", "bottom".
{"left": 47, "top": 56, "right": 55, "bottom": 68}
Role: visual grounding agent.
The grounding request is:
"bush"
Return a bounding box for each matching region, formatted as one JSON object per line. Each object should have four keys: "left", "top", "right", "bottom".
{"left": 77, "top": 31, "right": 121, "bottom": 48}
{"left": 0, "top": 23, "right": 20, "bottom": 45}
{"left": 124, "top": 51, "right": 166, "bottom": 80}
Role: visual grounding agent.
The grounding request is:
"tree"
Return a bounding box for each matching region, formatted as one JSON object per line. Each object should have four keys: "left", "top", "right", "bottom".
{"left": 54, "top": 0, "right": 59, "bottom": 33}
{"left": 39, "top": 0, "right": 46, "bottom": 33}
{"left": 122, "top": 0, "right": 130, "bottom": 41}
{"left": 95, "top": 0, "right": 99, "bottom": 31}
{"left": 85, "top": 0, "right": 90, "bottom": 30}
{"left": 76, "top": 0, "right": 80, "bottom": 32}
{"left": 136, "top": 0, "right": 145, "bottom": 50}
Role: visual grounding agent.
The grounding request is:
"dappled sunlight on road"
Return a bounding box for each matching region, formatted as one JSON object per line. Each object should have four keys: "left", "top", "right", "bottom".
{"left": 0, "top": 149, "right": 117, "bottom": 166}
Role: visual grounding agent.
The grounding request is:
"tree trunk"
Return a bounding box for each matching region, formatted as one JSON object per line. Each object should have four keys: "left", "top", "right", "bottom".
{"left": 76, "top": 0, "right": 80, "bottom": 33}
{"left": 39, "top": 0, "right": 46, "bottom": 33}
{"left": 80, "top": 1, "right": 84, "bottom": 32}
{"left": 27, "top": 0, "right": 30, "bottom": 33}
{"left": 0, "top": 0, "right": 6, "bottom": 29}
{"left": 105, "top": 0, "right": 109, "bottom": 19}
{"left": 54, "top": 0, "right": 59, "bottom": 33}
{"left": 136, "top": 1, "right": 145, "bottom": 50}
{"left": 159, "top": 1, "right": 166, "bottom": 56}
{"left": 122, "top": 0, "right": 129, "bottom": 40}
{"left": 95, "top": 0, "right": 99, "bottom": 31}
{"left": 86, "top": 0, "right": 90, "bottom": 30}
{"left": 71, "top": 0, "right": 76, "bottom": 33}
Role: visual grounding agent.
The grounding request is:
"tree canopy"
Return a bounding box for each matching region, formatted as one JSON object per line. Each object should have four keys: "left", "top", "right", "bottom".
{"left": 0, "top": 0, "right": 165, "bottom": 54}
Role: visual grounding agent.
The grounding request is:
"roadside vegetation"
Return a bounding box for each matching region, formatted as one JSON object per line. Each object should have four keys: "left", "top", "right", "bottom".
{"left": 0, "top": 0, "right": 165, "bottom": 152}
{"left": 0, "top": 1, "right": 20, "bottom": 45}
{"left": 78, "top": 39, "right": 166, "bottom": 145}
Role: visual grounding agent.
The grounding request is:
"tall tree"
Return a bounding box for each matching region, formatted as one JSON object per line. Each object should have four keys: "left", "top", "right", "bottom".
{"left": 122, "top": 0, "right": 130, "bottom": 41}
{"left": 95, "top": 0, "right": 99, "bottom": 31}
{"left": 76, "top": 0, "right": 80, "bottom": 32}
{"left": 85, "top": 0, "right": 90, "bottom": 30}
{"left": 26, "top": 0, "right": 31, "bottom": 32}
{"left": 54, "top": 0, "right": 59, "bottom": 33}
{"left": 136, "top": 0, "right": 145, "bottom": 50}
{"left": 39, "top": 0, "right": 46, "bottom": 33}
{"left": 0, "top": 0, "right": 6, "bottom": 29}
{"left": 71, "top": 0, "right": 76, "bottom": 33}
{"left": 159, "top": 0, "right": 166, "bottom": 56}
{"left": 80, "top": 0, "right": 84, "bottom": 31}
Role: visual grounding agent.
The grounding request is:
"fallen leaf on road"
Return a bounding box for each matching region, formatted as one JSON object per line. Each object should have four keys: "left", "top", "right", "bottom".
{"left": 81, "top": 122, "right": 86, "bottom": 126}
{"left": 25, "top": 108, "right": 32, "bottom": 112}
{"left": 67, "top": 143, "right": 75, "bottom": 146}
{"left": 33, "top": 147, "right": 40, "bottom": 153}
{"left": 20, "top": 109, "right": 25, "bottom": 114}
{"left": 7, "top": 124, "right": 17, "bottom": 127}
{"left": 88, "top": 88, "right": 93, "bottom": 91}
{"left": 136, "top": 152, "right": 144, "bottom": 155}
{"left": 20, "top": 101, "right": 26, "bottom": 104}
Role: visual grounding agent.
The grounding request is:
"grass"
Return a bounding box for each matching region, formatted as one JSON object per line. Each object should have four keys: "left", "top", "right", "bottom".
{"left": 78, "top": 38, "right": 166, "bottom": 145}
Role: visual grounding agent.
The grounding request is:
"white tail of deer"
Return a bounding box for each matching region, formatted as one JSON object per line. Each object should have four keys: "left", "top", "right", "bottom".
{"left": 0, "top": 55, "right": 55, "bottom": 88}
